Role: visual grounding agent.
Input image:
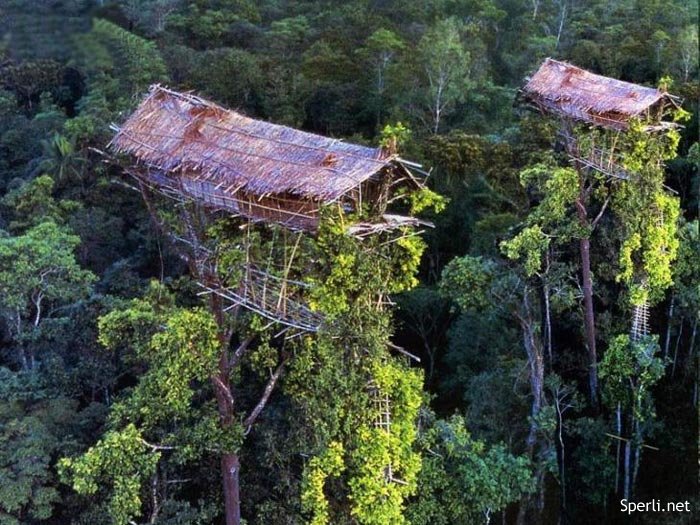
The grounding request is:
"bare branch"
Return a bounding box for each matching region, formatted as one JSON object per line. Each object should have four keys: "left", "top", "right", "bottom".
{"left": 243, "top": 360, "right": 287, "bottom": 431}
{"left": 229, "top": 335, "right": 256, "bottom": 369}
{"left": 139, "top": 438, "right": 177, "bottom": 452}
{"left": 211, "top": 374, "right": 235, "bottom": 409}
{"left": 591, "top": 192, "right": 611, "bottom": 229}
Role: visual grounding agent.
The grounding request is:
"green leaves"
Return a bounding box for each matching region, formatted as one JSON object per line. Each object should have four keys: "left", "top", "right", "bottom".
{"left": 613, "top": 124, "right": 682, "bottom": 305}
{"left": 99, "top": 291, "right": 221, "bottom": 426}
{"left": 499, "top": 163, "right": 580, "bottom": 276}
{"left": 379, "top": 122, "right": 411, "bottom": 154}
{"left": 599, "top": 334, "right": 665, "bottom": 418}
{"left": 347, "top": 361, "right": 423, "bottom": 525}
{"left": 1, "top": 175, "right": 79, "bottom": 232}
{"left": 310, "top": 211, "right": 427, "bottom": 317}
{"left": 59, "top": 424, "right": 159, "bottom": 525}
{"left": 408, "top": 187, "right": 447, "bottom": 215}
{"left": 301, "top": 441, "right": 345, "bottom": 525}
{"left": 524, "top": 166, "right": 579, "bottom": 226}
{"left": 416, "top": 17, "right": 473, "bottom": 133}
{"left": 407, "top": 413, "right": 533, "bottom": 525}
{"left": 501, "top": 225, "right": 550, "bottom": 277}
{"left": 76, "top": 19, "right": 168, "bottom": 97}
{"left": 0, "top": 402, "right": 63, "bottom": 522}
{"left": 439, "top": 255, "right": 495, "bottom": 310}
{"left": 0, "top": 220, "right": 95, "bottom": 368}
{"left": 293, "top": 203, "right": 429, "bottom": 524}
{"left": 63, "top": 289, "right": 227, "bottom": 525}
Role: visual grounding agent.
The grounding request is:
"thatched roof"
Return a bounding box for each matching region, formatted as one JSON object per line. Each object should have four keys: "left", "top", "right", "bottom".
{"left": 519, "top": 58, "right": 680, "bottom": 130}
{"left": 109, "top": 85, "right": 416, "bottom": 201}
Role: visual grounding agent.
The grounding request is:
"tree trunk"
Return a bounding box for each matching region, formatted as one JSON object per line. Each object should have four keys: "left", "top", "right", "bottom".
{"left": 578, "top": 233, "right": 598, "bottom": 405}
{"left": 544, "top": 285, "right": 552, "bottom": 363}
{"left": 569, "top": 126, "right": 598, "bottom": 407}
{"left": 18, "top": 346, "right": 28, "bottom": 371}
{"left": 209, "top": 290, "right": 241, "bottom": 525}
{"left": 542, "top": 250, "right": 553, "bottom": 363}
{"left": 521, "top": 303, "right": 544, "bottom": 455}
{"left": 557, "top": 398, "right": 566, "bottom": 511}
{"left": 671, "top": 318, "right": 684, "bottom": 377}
{"left": 685, "top": 314, "right": 698, "bottom": 377}
{"left": 623, "top": 438, "right": 631, "bottom": 500}
{"left": 140, "top": 188, "right": 245, "bottom": 524}
{"left": 516, "top": 289, "right": 545, "bottom": 525}
{"left": 663, "top": 295, "right": 675, "bottom": 358}
{"left": 221, "top": 453, "right": 242, "bottom": 525}
{"left": 632, "top": 441, "right": 642, "bottom": 496}
{"left": 615, "top": 404, "right": 621, "bottom": 494}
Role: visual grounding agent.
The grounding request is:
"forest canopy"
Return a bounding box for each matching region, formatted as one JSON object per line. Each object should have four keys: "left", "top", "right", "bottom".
{"left": 0, "top": 1, "right": 697, "bottom": 525}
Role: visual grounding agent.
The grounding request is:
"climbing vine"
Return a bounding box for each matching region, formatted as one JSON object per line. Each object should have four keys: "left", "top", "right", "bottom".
{"left": 613, "top": 118, "right": 684, "bottom": 306}
{"left": 292, "top": 205, "right": 428, "bottom": 525}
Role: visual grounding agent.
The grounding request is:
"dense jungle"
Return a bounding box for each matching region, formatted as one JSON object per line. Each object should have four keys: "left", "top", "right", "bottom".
{"left": 0, "top": 1, "right": 697, "bottom": 524}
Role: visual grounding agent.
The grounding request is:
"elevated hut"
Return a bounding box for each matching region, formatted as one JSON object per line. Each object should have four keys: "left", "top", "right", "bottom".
{"left": 110, "top": 85, "right": 423, "bottom": 232}
{"left": 519, "top": 59, "right": 683, "bottom": 182}
{"left": 519, "top": 59, "right": 682, "bottom": 343}
{"left": 519, "top": 58, "right": 681, "bottom": 132}
{"left": 109, "top": 85, "right": 429, "bottom": 334}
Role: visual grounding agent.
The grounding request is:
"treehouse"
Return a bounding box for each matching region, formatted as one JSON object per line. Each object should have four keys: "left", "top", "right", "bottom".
{"left": 109, "top": 85, "right": 429, "bottom": 334}
{"left": 109, "top": 85, "right": 424, "bottom": 232}
{"left": 519, "top": 59, "right": 682, "bottom": 342}
{"left": 519, "top": 58, "right": 681, "bottom": 132}
{"left": 519, "top": 58, "right": 683, "bottom": 182}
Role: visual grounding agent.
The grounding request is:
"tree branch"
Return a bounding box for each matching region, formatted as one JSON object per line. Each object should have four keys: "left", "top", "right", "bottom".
{"left": 139, "top": 438, "right": 177, "bottom": 452}
{"left": 591, "top": 192, "right": 611, "bottom": 229}
{"left": 229, "top": 335, "right": 256, "bottom": 369}
{"left": 211, "top": 373, "right": 235, "bottom": 413}
{"left": 243, "top": 360, "right": 287, "bottom": 431}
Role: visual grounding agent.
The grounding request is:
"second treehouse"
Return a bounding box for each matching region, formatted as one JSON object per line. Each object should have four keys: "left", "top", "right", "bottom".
{"left": 518, "top": 58, "right": 682, "bottom": 400}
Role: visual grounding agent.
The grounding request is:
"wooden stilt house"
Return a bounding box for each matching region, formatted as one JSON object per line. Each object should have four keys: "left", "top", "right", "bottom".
{"left": 519, "top": 58, "right": 681, "bottom": 132}
{"left": 518, "top": 58, "right": 682, "bottom": 342}
{"left": 109, "top": 85, "right": 424, "bottom": 232}
{"left": 108, "top": 85, "right": 429, "bottom": 334}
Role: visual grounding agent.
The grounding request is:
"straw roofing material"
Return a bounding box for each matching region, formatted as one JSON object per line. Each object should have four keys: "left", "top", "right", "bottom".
{"left": 520, "top": 58, "right": 680, "bottom": 130}
{"left": 109, "top": 85, "right": 404, "bottom": 201}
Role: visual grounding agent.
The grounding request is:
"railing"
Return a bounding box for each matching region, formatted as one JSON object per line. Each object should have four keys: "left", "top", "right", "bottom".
{"left": 198, "top": 265, "right": 323, "bottom": 333}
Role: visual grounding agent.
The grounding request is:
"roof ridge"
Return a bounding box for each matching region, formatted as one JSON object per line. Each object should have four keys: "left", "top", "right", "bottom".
{"left": 148, "top": 84, "right": 391, "bottom": 165}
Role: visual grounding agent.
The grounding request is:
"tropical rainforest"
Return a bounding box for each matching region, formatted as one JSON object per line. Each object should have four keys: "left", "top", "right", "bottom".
{"left": 0, "top": 1, "right": 697, "bottom": 524}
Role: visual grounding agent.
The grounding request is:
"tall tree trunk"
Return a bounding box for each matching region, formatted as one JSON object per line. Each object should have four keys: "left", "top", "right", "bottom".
{"left": 140, "top": 190, "right": 246, "bottom": 524}
{"left": 557, "top": 397, "right": 566, "bottom": 511}
{"left": 578, "top": 232, "right": 598, "bottom": 405}
{"left": 632, "top": 436, "right": 642, "bottom": 495}
{"left": 516, "top": 289, "right": 545, "bottom": 525}
{"left": 521, "top": 293, "right": 544, "bottom": 455}
{"left": 672, "top": 318, "right": 684, "bottom": 377}
{"left": 209, "top": 290, "right": 240, "bottom": 525}
{"left": 543, "top": 250, "right": 553, "bottom": 363}
{"left": 544, "top": 285, "right": 553, "bottom": 363}
{"left": 221, "top": 453, "right": 241, "bottom": 525}
{"left": 623, "top": 438, "right": 631, "bottom": 500}
{"left": 18, "top": 346, "right": 28, "bottom": 371}
{"left": 568, "top": 125, "right": 598, "bottom": 406}
{"left": 214, "top": 366, "right": 241, "bottom": 525}
{"left": 685, "top": 314, "right": 698, "bottom": 377}
{"left": 663, "top": 295, "right": 675, "bottom": 358}
{"left": 615, "top": 404, "right": 622, "bottom": 494}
